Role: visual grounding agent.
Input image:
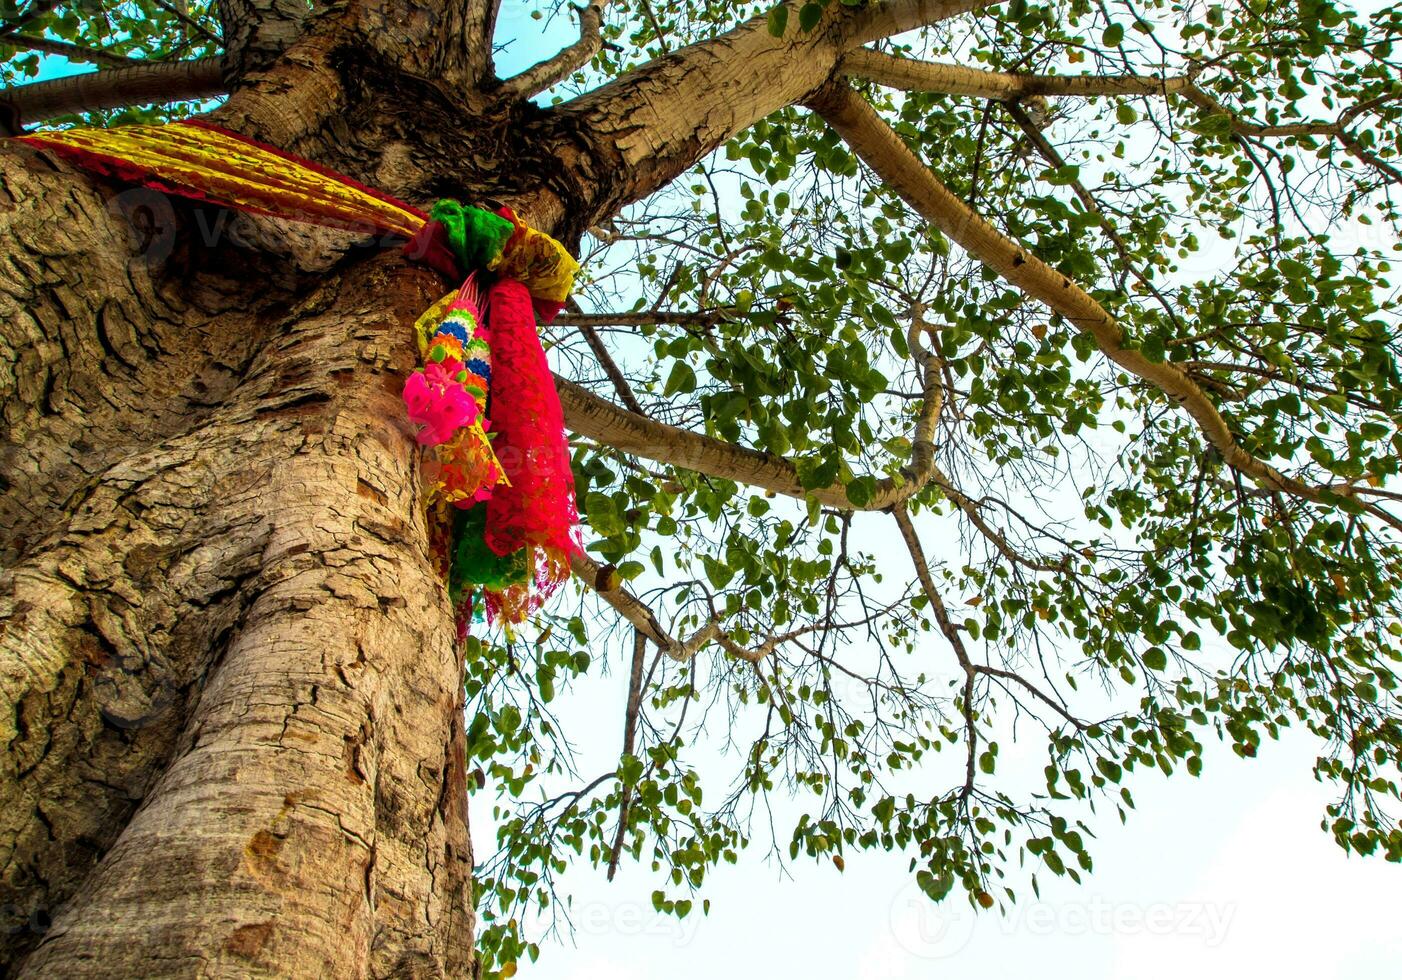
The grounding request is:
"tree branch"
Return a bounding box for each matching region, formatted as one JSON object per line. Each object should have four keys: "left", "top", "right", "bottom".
{"left": 575, "top": 323, "right": 646, "bottom": 415}
{"left": 149, "top": 0, "right": 224, "bottom": 48}
{"left": 1003, "top": 99, "right": 1184, "bottom": 331}
{"left": 555, "top": 312, "right": 941, "bottom": 512}
{"left": 1178, "top": 85, "right": 1402, "bottom": 182}
{"left": 893, "top": 502, "right": 1085, "bottom": 799}
{"left": 216, "top": 0, "right": 306, "bottom": 72}
{"left": 570, "top": 552, "right": 868, "bottom": 665}
{"left": 500, "top": 1, "right": 605, "bottom": 99}
{"left": 805, "top": 82, "right": 1400, "bottom": 528}
{"left": 842, "top": 48, "right": 1190, "bottom": 99}
{"left": 560, "top": 0, "right": 991, "bottom": 225}
{"left": 0, "top": 57, "right": 227, "bottom": 129}
{"left": 846, "top": 0, "right": 997, "bottom": 45}
{"left": 606, "top": 629, "right": 648, "bottom": 880}
{"left": 0, "top": 0, "right": 59, "bottom": 38}
{"left": 570, "top": 551, "right": 667, "bottom": 645}
{"left": 1, "top": 33, "right": 138, "bottom": 68}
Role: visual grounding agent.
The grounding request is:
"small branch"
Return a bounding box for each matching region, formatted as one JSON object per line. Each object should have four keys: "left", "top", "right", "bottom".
{"left": 1003, "top": 99, "right": 1184, "bottom": 331}
{"left": 1179, "top": 84, "right": 1402, "bottom": 182}
{"left": 570, "top": 552, "right": 718, "bottom": 660}
{"left": 0, "top": 0, "right": 59, "bottom": 38}
{"left": 842, "top": 48, "right": 1190, "bottom": 100}
{"left": 2, "top": 33, "right": 138, "bottom": 68}
{"left": 891, "top": 502, "right": 978, "bottom": 797}
{"left": 570, "top": 552, "right": 670, "bottom": 646}
{"left": 571, "top": 552, "right": 863, "bottom": 665}
{"left": 1178, "top": 84, "right": 1342, "bottom": 138}
{"left": 606, "top": 629, "right": 649, "bottom": 881}
{"left": 0, "top": 57, "right": 227, "bottom": 128}
{"left": 149, "top": 0, "right": 224, "bottom": 47}
{"left": 500, "top": 1, "right": 606, "bottom": 99}
{"left": 562, "top": 299, "right": 648, "bottom": 414}
{"left": 636, "top": 0, "right": 669, "bottom": 52}
{"left": 553, "top": 309, "right": 736, "bottom": 328}
{"left": 893, "top": 502, "right": 1086, "bottom": 797}
{"left": 575, "top": 321, "right": 645, "bottom": 414}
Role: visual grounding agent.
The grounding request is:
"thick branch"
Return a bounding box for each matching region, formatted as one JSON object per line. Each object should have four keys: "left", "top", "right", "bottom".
{"left": 560, "top": 0, "right": 987, "bottom": 224}
{"left": 1004, "top": 99, "right": 1183, "bottom": 330}
{"left": 217, "top": 0, "right": 306, "bottom": 72}
{"left": 0, "top": 57, "right": 226, "bottom": 128}
{"left": 556, "top": 322, "right": 940, "bottom": 511}
{"left": 846, "top": 0, "right": 995, "bottom": 45}
{"left": 500, "top": 1, "right": 605, "bottom": 99}
{"left": 806, "top": 83, "right": 1396, "bottom": 525}
{"left": 842, "top": 48, "right": 1189, "bottom": 99}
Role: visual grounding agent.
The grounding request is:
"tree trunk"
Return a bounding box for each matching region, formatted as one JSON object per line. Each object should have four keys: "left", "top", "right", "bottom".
{"left": 0, "top": 145, "right": 475, "bottom": 976}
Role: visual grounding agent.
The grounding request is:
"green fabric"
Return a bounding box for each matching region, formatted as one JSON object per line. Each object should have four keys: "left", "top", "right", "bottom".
{"left": 449, "top": 504, "right": 528, "bottom": 601}
{"left": 429, "top": 200, "right": 514, "bottom": 274}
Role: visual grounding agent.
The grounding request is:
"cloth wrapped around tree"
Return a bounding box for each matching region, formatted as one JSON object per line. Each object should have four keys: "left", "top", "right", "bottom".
{"left": 15, "top": 120, "right": 582, "bottom": 631}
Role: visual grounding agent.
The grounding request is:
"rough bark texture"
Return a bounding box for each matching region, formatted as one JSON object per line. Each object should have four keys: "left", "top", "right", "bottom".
{"left": 1, "top": 149, "right": 472, "bottom": 975}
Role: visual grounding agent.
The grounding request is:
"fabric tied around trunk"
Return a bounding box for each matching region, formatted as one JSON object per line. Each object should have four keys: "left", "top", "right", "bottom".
{"left": 16, "top": 120, "right": 582, "bottom": 631}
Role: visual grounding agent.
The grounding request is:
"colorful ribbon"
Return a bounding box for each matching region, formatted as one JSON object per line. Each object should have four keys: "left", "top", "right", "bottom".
{"left": 16, "top": 121, "right": 582, "bottom": 629}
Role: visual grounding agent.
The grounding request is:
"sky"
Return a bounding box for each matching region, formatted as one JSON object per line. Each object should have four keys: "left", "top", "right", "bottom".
{"left": 12, "top": 2, "right": 1399, "bottom": 976}
{"left": 519, "top": 729, "right": 1401, "bottom": 979}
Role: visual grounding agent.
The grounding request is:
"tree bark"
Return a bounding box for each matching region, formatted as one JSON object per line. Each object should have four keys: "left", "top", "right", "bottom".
{"left": 0, "top": 147, "right": 474, "bottom": 976}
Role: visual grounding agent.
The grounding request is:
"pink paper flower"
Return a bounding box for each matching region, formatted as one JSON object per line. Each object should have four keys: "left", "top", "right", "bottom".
{"left": 403, "top": 361, "right": 479, "bottom": 446}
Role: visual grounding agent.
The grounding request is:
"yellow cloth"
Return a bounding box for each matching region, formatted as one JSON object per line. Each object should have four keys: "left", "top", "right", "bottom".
{"left": 20, "top": 122, "right": 580, "bottom": 302}
{"left": 20, "top": 122, "right": 426, "bottom": 238}
{"left": 490, "top": 216, "right": 581, "bottom": 303}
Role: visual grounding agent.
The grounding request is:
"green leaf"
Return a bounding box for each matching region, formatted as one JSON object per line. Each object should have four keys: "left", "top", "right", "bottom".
{"left": 664, "top": 361, "right": 697, "bottom": 396}
{"left": 766, "top": 4, "right": 788, "bottom": 36}
{"left": 845, "top": 475, "right": 876, "bottom": 508}
{"left": 798, "top": 1, "right": 822, "bottom": 32}
{"left": 618, "top": 753, "right": 644, "bottom": 785}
